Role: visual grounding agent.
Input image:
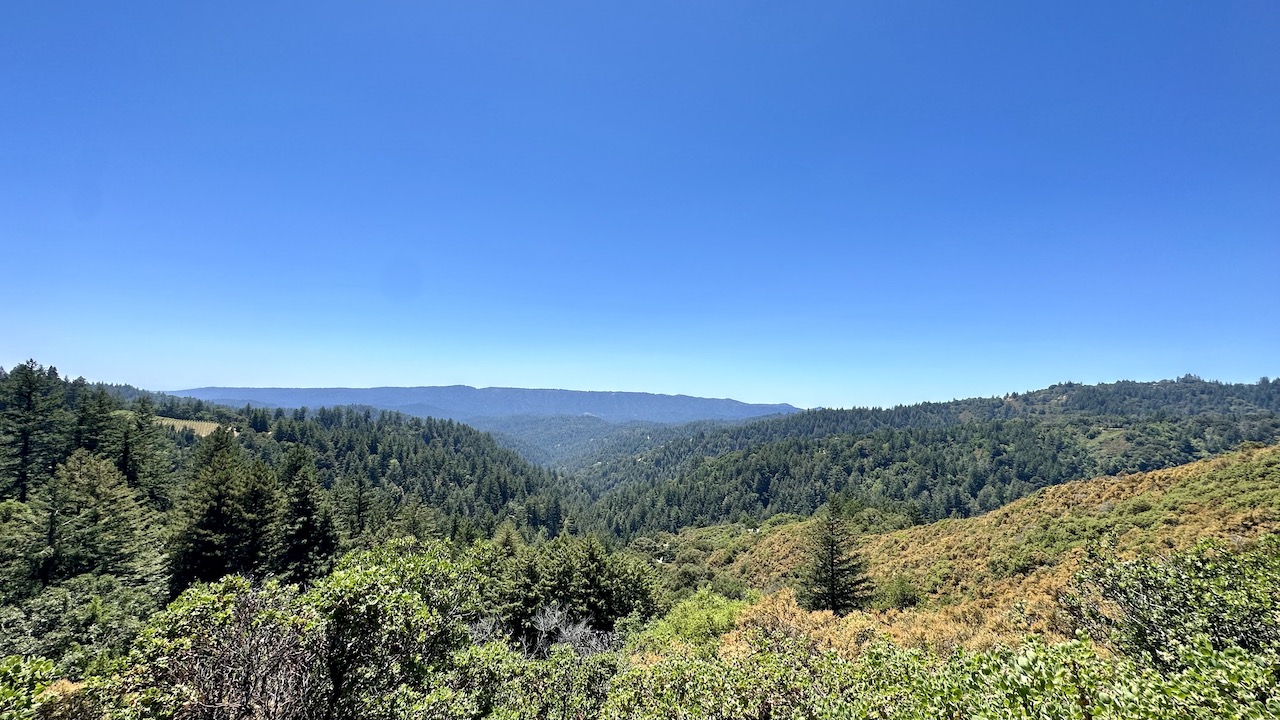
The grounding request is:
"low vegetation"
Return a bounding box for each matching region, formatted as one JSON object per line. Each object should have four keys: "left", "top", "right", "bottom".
{"left": 649, "top": 444, "right": 1280, "bottom": 652}
{"left": 3, "top": 360, "right": 1279, "bottom": 717}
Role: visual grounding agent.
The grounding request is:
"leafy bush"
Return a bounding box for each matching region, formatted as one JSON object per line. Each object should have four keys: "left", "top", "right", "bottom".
{"left": 605, "top": 636, "right": 1280, "bottom": 720}
{"left": 873, "top": 574, "right": 921, "bottom": 610}
{"left": 629, "top": 589, "right": 746, "bottom": 657}
{"left": 1064, "top": 534, "right": 1280, "bottom": 668}
{"left": 0, "top": 656, "right": 55, "bottom": 720}
{"left": 90, "top": 538, "right": 475, "bottom": 720}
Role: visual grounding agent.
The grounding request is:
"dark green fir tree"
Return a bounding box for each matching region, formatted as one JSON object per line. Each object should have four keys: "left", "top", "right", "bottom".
{"left": 273, "top": 444, "right": 338, "bottom": 585}
{"left": 798, "top": 510, "right": 871, "bottom": 615}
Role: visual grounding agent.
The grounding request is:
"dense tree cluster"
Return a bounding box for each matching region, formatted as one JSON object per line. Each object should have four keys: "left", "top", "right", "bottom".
{"left": 589, "top": 413, "right": 1280, "bottom": 536}
{"left": 0, "top": 361, "right": 580, "bottom": 676}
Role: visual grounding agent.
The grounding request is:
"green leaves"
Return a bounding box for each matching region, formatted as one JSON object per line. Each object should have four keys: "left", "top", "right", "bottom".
{"left": 306, "top": 539, "right": 475, "bottom": 718}
{"left": 87, "top": 538, "right": 476, "bottom": 720}
{"left": 0, "top": 655, "right": 55, "bottom": 720}
{"left": 628, "top": 588, "right": 746, "bottom": 658}
{"left": 1064, "top": 534, "right": 1280, "bottom": 669}
{"left": 605, "top": 636, "right": 1280, "bottom": 720}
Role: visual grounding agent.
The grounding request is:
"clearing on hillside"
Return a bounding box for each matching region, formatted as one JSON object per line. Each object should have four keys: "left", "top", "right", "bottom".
{"left": 155, "top": 416, "right": 222, "bottom": 437}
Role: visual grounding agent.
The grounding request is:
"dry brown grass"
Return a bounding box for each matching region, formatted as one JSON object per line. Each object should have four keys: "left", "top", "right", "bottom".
{"left": 719, "top": 588, "right": 881, "bottom": 660}
{"left": 154, "top": 416, "right": 223, "bottom": 437}
{"left": 702, "top": 444, "right": 1280, "bottom": 653}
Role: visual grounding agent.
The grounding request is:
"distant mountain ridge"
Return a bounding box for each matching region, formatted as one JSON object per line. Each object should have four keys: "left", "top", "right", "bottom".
{"left": 168, "top": 385, "right": 801, "bottom": 424}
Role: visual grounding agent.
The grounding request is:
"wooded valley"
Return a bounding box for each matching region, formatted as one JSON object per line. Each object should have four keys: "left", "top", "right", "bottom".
{"left": 3, "top": 360, "right": 1279, "bottom": 718}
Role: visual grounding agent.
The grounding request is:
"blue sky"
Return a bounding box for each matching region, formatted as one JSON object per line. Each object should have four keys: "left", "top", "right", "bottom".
{"left": 2, "top": 2, "right": 1277, "bottom": 409}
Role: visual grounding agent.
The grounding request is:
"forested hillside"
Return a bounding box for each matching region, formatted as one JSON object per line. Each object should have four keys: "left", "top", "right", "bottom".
{"left": 467, "top": 415, "right": 736, "bottom": 470}
{"left": 5, "top": 360, "right": 1280, "bottom": 719}
{"left": 0, "top": 360, "right": 584, "bottom": 677}
{"left": 171, "top": 385, "right": 799, "bottom": 424}
{"left": 577, "top": 376, "right": 1280, "bottom": 536}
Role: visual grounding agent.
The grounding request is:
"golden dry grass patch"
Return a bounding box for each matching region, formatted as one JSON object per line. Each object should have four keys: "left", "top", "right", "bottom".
{"left": 712, "top": 444, "right": 1280, "bottom": 653}
{"left": 154, "top": 417, "right": 223, "bottom": 437}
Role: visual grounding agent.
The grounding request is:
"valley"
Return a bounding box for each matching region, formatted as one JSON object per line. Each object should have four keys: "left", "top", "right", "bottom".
{"left": 2, "top": 360, "right": 1279, "bottom": 718}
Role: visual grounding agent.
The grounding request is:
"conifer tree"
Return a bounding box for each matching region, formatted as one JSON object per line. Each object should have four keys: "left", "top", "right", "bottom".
{"left": 28, "top": 449, "right": 159, "bottom": 587}
{"left": 168, "top": 427, "right": 251, "bottom": 596}
{"left": 491, "top": 518, "right": 525, "bottom": 553}
{"left": 274, "top": 444, "right": 338, "bottom": 585}
{"left": 70, "top": 383, "right": 116, "bottom": 454}
{"left": 798, "top": 511, "right": 871, "bottom": 615}
{"left": 113, "top": 396, "right": 167, "bottom": 509}
{"left": 238, "top": 460, "right": 282, "bottom": 577}
{"left": 388, "top": 493, "right": 444, "bottom": 543}
{"left": 0, "top": 360, "right": 71, "bottom": 502}
{"left": 0, "top": 499, "right": 39, "bottom": 603}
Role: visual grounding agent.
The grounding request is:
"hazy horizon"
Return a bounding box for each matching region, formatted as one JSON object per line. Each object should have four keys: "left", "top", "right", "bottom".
{"left": 2, "top": 360, "right": 1271, "bottom": 414}
{"left": 4, "top": 3, "right": 1277, "bottom": 410}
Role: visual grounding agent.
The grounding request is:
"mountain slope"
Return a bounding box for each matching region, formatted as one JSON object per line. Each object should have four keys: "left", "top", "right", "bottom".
{"left": 675, "top": 443, "right": 1280, "bottom": 650}
{"left": 578, "top": 377, "right": 1280, "bottom": 535}
{"left": 169, "top": 385, "right": 801, "bottom": 424}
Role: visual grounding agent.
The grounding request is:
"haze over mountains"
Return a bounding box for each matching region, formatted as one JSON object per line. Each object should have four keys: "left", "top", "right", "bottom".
{"left": 169, "top": 385, "right": 801, "bottom": 424}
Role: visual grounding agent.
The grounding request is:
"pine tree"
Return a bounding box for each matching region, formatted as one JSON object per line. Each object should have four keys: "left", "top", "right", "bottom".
{"left": 113, "top": 396, "right": 167, "bottom": 509}
{"left": 28, "top": 449, "right": 159, "bottom": 587}
{"left": 238, "top": 460, "right": 282, "bottom": 577}
{"left": 798, "top": 511, "right": 871, "bottom": 615}
{"left": 274, "top": 444, "right": 338, "bottom": 585}
{"left": 70, "top": 383, "right": 116, "bottom": 454}
{"left": 389, "top": 493, "right": 444, "bottom": 543}
{"left": 168, "top": 427, "right": 251, "bottom": 596}
{"left": 0, "top": 499, "right": 39, "bottom": 603}
{"left": 491, "top": 518, "right": 525, "bottom": 553}
{"left": 0, "top": 361, "right": 71, "bottom": 502}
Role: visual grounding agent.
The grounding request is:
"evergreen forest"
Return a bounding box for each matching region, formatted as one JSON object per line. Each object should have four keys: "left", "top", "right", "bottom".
{"left": 4, "top": 359, "right": 1280, "bottom": 718}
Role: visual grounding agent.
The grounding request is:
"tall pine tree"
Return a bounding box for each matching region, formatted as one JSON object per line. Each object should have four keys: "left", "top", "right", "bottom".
{"left": 238, "top": 459, "right": 282, "bottom": 577}
{"left": 798, "top": 511, "right": 871, "bottom": 615}
{"left": 113, "top": 395, "right": 167, "bottom": 510}
{"left": 273, "top": 444, "right": 338, "bottom": 585}
{"left": 168, "top": 427, "right": 252, "bottom": 596}
{"left": 0, "top": 361, "right": 71, "bottom": 502}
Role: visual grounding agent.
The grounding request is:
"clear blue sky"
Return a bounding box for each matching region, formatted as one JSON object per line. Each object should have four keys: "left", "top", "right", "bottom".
{"left": 2, "top": 2, "right": 1277, "bottom": 409}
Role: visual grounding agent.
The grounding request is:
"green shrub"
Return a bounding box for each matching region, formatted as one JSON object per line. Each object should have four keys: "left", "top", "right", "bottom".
{"left": 1063, "top": 534, "right": 1280, "bottom": 668}
{"left": 0, "top": 656, "right": 55, "bottom": 720}
{"left": 873, "top": 575, "right": 921, "bottom": 609}
{"left": 629, "top": 589, "right": 746, "bottom": 657}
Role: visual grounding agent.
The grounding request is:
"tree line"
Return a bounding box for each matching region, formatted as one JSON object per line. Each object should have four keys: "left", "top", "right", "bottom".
{"left": 586, "top": 413, "right": 1280, "bottom": 536}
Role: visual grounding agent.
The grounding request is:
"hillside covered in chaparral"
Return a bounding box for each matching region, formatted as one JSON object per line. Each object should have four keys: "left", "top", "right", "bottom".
{"left": 3, "top": 360, "right": 1280, "bottom": 719}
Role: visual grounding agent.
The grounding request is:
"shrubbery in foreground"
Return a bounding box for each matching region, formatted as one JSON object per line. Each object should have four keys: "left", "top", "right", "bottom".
{"left": 8, "top": 533, "right": 1280, "bottom": 719}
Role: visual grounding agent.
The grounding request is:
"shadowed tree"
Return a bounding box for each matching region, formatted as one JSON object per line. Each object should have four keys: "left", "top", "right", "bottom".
{"left": 239, "top": 459, "right": 282, "bottom": 577}
{"left": 168, "top": 427, "right": 252, "bottom": 596}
